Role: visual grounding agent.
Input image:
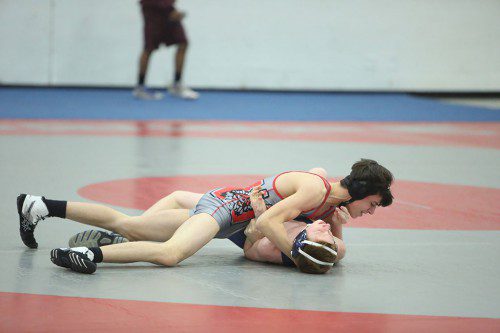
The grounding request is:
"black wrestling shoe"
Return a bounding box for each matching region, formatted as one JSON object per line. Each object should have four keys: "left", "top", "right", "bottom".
{"left": 17, "top": 194, "right": 49, "bottom": 249}
{"left": 50, "top": 248, "right": 97, "bottom": 274}
{"left": 68, "top": 230, "right": 128, "bottom": 248}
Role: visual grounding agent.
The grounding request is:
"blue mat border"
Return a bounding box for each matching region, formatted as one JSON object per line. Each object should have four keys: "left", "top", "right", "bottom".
{"left": 1, "top": 87, "right": 498, "bottom": 122}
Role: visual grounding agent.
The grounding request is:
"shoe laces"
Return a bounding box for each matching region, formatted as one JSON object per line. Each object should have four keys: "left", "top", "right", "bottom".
{"left": 21, "top": 218, "right": 31, "bottom": 231}
{"left": 21, "top": 215, "right": 44, "bottom": 231}
{"left": 21, "top": 201, "right": 45, "bottom": 230}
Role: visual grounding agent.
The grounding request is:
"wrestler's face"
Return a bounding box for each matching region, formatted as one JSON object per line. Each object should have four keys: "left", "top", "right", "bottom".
{"left": 306, "top": 220, "right": 336, "bottom": 245}
{"left": 346, "top": 194, "right": 382, "bottom": 218}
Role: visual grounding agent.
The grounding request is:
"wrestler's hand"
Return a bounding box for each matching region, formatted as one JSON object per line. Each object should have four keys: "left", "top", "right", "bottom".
{"left": 244, "top": 218, "right": 264, "bottom": 244}
{"left": 168, "top": 10, "right": 186, "bottom": 22}
{"left": 249, "top": 185, "right": 267, "bottom": 218}
{"left": 332, "top": 206, "right": 350, "bottom": 225}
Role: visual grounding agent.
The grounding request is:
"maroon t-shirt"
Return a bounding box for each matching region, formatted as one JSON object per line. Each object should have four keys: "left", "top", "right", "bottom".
{"left": 139, "top": 0, "right": 187, "bottom": 50}
{"left": 140, "top": 0, "right": 174, "bottom": 11}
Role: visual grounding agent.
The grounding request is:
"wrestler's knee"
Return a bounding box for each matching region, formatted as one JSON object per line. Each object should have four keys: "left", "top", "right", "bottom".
{"left": 170, "top": 190, "right": 187, "bottom": 205}
{"left": 113, "top": 218, "right": 142, "bottom": 242}
{"left": 154, "top": 243, "right": 182, "bottom": 267}
{"left": 171, "top": 190, "right": 201, "bottom": 209}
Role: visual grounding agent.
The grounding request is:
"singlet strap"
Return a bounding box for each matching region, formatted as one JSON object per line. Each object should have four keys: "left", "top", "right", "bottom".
{"left": 316, "top": 205, "right": 337, "bottom": 220}
{"left": 307, "top": 178, "right": 332, "bottom": 220}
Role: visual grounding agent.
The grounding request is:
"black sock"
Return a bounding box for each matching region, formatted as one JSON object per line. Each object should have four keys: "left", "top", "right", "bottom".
{"left": 42, "top": 198, "right": 67, "bottom": 218}
{"left": 138, "top": 73, "right": 146, "bottom": 86}
{"left": 174, "top": 71, "right": 182, "bottom": 83}
{"left": 89, "top": 247, "right": 103, "bottom": 263}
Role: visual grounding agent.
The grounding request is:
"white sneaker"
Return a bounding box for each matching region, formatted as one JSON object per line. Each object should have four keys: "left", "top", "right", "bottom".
{"left": 132, "top": 86, "right": 164, "bottom": 100}
{"left": 19, "top": 194, "right": 49, "bottom": 227}
{"left": 169, "top": 84, "right": 199, "bottom": 100}
{"left": 17, "top": 194, "right": 49, "bottom": 248}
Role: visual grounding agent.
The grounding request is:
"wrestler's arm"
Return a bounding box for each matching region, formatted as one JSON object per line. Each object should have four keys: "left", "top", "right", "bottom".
{"left": 244, "top": 220, "right": 263, "bottom": 245}
{"left": 243, "top": 237, "right": 282, "bottom": 264}
{"left": 244, "top": 221, "right": 303, "bottom": 264}
{"left": 331, "top": 221, "right": 343, "bottom": 240}
{"left": 323, "top": 213, "right": 343, "bottom": 240}
{"left": 323, "top": 205, "right": 350, "bottom": 240}
{"left": 256, "top": 186, "right": 324, "bottom": 261}
{"left": 243, "top": 185, "right": 266, "bottom": 246}
{"left": 243, "top": 185, "right": 287, "bottom": 264}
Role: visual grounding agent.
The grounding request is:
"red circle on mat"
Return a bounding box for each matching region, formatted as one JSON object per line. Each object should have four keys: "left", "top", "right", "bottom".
{"left": 78, "top": 175, "right": 500, "bottom": 231}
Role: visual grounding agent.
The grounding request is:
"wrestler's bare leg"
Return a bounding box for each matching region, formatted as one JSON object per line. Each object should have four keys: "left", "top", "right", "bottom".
{"left": 67, "top": 192, "right": 202, "bottom": 247}
{"left": 100, "top": 213, "right": 219, "bottom": 266}
{"left": 66, "top": 202, "right": 189, "bottom": 242}
{"left": 142, "top": 191, "right": 202, "bottom": 215}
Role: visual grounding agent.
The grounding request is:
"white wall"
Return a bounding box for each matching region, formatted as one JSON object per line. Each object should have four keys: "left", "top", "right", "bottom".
{"left": 1, "top": 0, "right": 499, "bottom": 91}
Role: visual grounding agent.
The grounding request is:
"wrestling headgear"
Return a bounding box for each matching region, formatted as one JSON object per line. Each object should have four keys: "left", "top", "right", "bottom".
{"left": 291, "top": 226, "right": 337, "bottom": 266}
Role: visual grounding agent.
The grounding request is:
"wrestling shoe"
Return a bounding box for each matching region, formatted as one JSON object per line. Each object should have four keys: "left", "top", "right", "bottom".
{"left": 68, "top": 229, "right": 128, "bottom": 248}
{"left": 50, "top": 247, "right": 97, "bottom": 274}
{"left": 17, "top": 194, "right": 49, "bottom": 249}
{"left": 133, "top": 86, "right": 164, "bottom": 100}
{"left": 168, "top": 84, "right": 199, "bottom": 100}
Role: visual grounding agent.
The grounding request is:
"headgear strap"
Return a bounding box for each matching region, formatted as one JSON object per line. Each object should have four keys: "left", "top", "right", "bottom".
{"left": 291, "top": 226, "right": 337, "bottom": 267}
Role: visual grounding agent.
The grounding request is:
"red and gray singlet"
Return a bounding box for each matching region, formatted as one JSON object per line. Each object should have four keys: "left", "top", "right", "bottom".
{"left": 193, "top": 171, "right": 336, "bottom": 238}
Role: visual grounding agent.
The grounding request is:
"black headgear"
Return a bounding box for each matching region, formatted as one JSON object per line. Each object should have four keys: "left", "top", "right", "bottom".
{"left": 340, "top": 159, "right": 394, "bottom": 206}
{"left": 342, "top": 175, "right": 371, "bottom": 201}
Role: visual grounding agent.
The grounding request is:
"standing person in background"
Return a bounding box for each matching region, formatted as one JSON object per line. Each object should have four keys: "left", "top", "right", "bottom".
{"left": 133, "top": 0, "right": 199, "bottom": 100}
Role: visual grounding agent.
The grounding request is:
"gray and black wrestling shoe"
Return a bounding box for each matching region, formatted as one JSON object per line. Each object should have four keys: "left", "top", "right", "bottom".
{"left": 50, "top": 247, "right": 97, "bottom": 274}
{"left": 69, "top": 230, "right": 128, "bottom": 248}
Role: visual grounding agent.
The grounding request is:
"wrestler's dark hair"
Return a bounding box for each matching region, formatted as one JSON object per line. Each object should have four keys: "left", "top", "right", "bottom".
{"left": 340, "top": 159, "right": 394, "bottom": 206}
{"left": 296, "top": 241, "right": 337, "bottom": 274}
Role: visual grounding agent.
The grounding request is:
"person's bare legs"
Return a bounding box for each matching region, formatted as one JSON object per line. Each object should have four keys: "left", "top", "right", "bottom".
{"left": 66, "top": 202, "right": 189, "bottom": 242}
{"left": 139, "top": 49, "right": 152, "bottom": 81}
{"left": 100, "top": 213, "right": 219, "bottom": 265}
{"left": 67, "top": 191, "right": 203, "bottom": 247}
{"left": 170, "top": 42, "right": 198, "bottom": 99}
{"left": 142, "top": 191, "right": 202, "bottom": 216}
{"left": 66, "top": 202, "right": 129, "bottom": 230}
{"left": 134, "top": 49, "right": 163, "bottom": 100}
{"left": 174, "top": 42, "right": 188, "bottom": 77}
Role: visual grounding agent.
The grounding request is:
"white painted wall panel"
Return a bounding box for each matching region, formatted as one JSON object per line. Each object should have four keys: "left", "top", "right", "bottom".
{"left": 1, "top": 0, "right": 499, "bottom": 91}
{"left": 0, "top": 0, "right": 51, "bottom": 84}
